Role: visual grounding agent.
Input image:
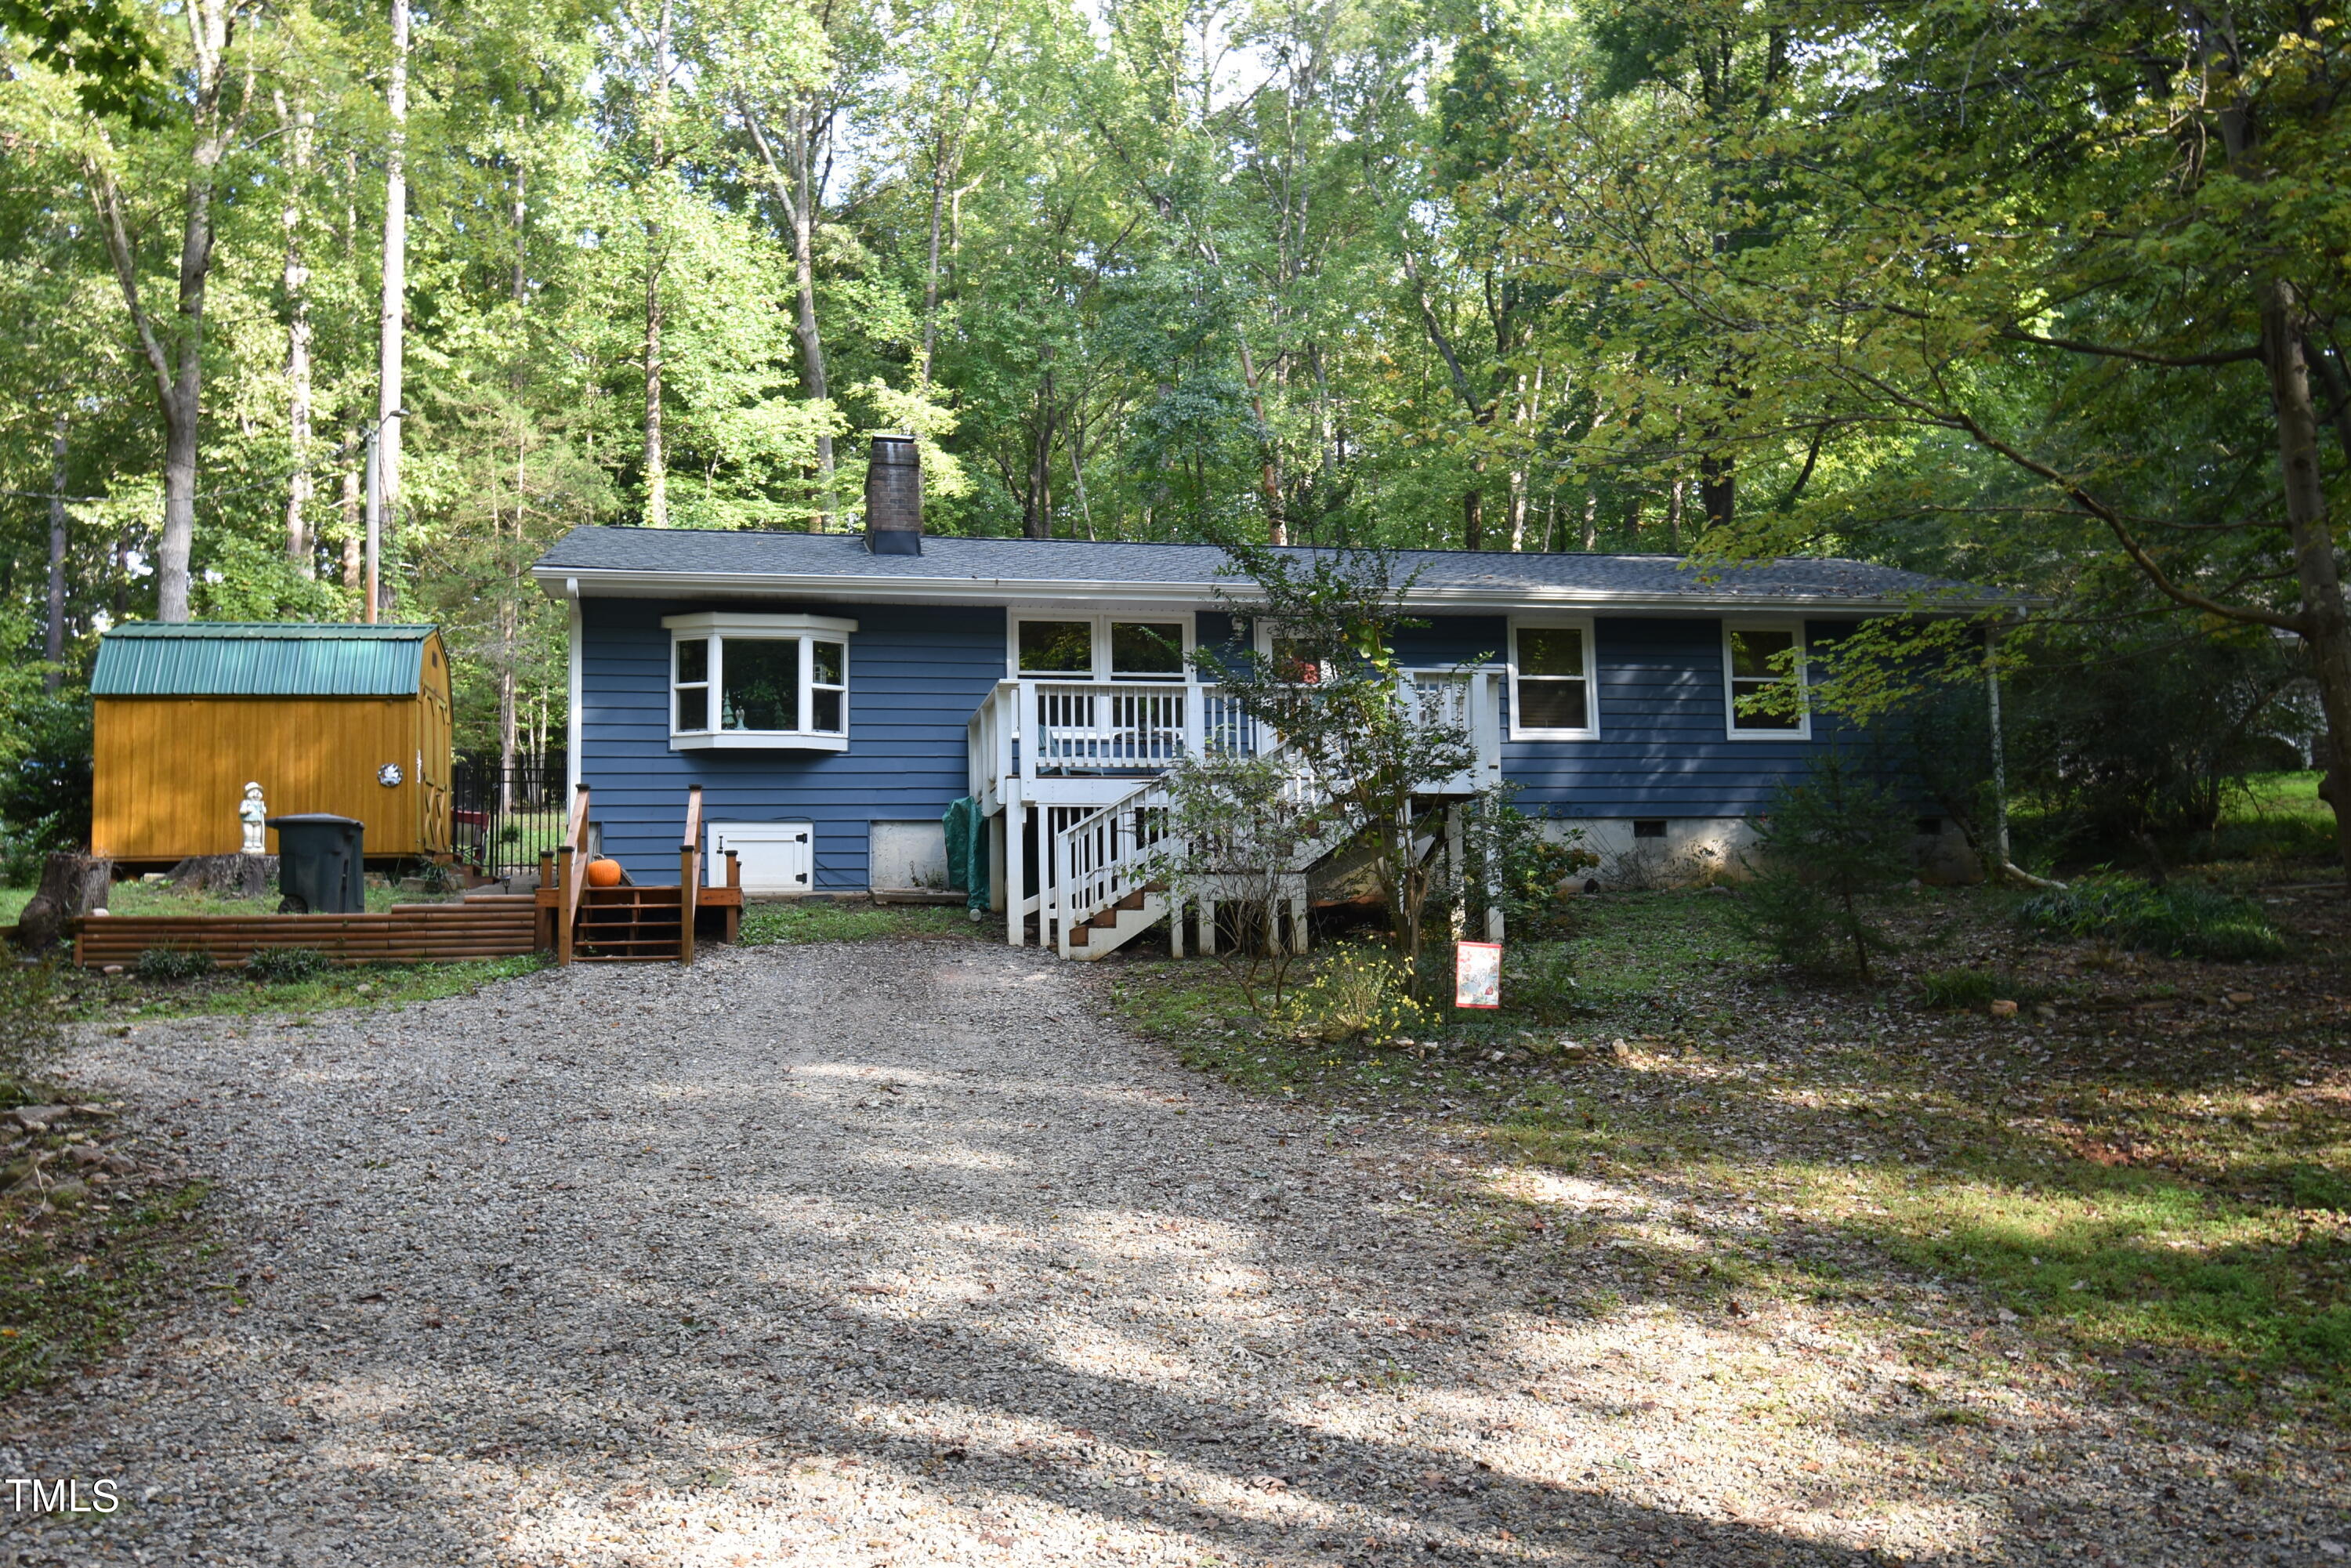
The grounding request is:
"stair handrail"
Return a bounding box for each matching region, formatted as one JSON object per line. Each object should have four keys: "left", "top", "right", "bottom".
{"left": 679, "top": 784, "right": 703, "bottom": 965}
{"left": 1048, "top": 736, "right": 1346, "bottom": 949}
{"left": 557, "top": 783, "right": 591, "bottom": 965}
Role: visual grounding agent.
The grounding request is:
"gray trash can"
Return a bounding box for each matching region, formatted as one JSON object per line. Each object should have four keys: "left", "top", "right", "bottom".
{"left": 267, "top": 813, "right": 366, "bottom": 914}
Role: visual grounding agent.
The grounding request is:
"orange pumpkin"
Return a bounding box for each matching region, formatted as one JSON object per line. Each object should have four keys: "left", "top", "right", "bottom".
{"left": 585, "top": 857, "right": 624, "bottom": 888}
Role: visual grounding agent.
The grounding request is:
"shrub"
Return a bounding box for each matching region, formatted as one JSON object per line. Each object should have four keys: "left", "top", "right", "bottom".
{"left": 2016, "top": 878, "right": 2287, "bottom": 961}
{"left": 1733, "top": 754, "right": 1914, "bottom": 977}
{"left": 498, "top": 822, "right": 524, "bottom": 845}
{"left": 245, "top": 947, "right": 330, "bottom": 983}
{"left": 1502, "top": 942, "right": 1581, "bottom": 1023}
{"left": 1918, "top": 967, "right": 2050, "bottom": 1009}
{"left": 1279, "top": 944, "right": 1430, "bottom": 1047}
{"left": 135, "top": 948, "right": 216, "bottom": 982}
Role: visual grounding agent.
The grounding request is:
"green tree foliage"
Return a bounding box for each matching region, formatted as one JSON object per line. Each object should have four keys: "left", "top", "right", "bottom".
{"left": 1733, "top": 753, "right": 1913, "bottom": 980}
{"left": 0, "top": 0, "right": 2340, "bottom": 885}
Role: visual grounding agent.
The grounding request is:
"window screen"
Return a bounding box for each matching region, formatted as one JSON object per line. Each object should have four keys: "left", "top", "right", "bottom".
{"left": 1515, "top": 626, "right": 1590, "bottom": 732}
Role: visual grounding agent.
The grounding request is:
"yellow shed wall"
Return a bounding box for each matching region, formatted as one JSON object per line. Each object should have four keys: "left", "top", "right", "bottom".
{"left": 93, "top": 686, "right": 451, "bottom": 861}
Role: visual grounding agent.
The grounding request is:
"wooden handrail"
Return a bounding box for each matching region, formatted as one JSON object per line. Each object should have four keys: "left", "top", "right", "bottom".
{"left": 679, "top": 784, "right": 702, "bottom": 965}
{"left": 557, "top": 784, "right": 591, "bottom": 965}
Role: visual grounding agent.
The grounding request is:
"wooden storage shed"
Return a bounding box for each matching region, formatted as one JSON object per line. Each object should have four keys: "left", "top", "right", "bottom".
{"left": 91, "top": 623, "right": 453, "bottom": 864}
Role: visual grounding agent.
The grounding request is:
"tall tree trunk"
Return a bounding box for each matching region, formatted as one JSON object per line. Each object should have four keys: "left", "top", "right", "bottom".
{"left": 376, "top": 0, "right": 410, "bottom": 619}
{"left": 1668, "top": 477, "right": 1685, "bottom": 552}
{"left": 1580, "top": 491, "right": 1599, "bottom": 550}
{"left": 1023, "top": 368, "right": 1056, "bottom": 539}
{"left": 1462, "top": 483, "right": 1483, "bottom": 551}
{"left": 2209, "top": 38, "right": 2351, "bottom": 879}
{"left": 339, "top": 421, "right": 362, "bottom": 596}
{"left": 85, "top": 0, "right": 239, "bottom": 623}
{"left": 1232, "top": 332, "right": 1284, "bottom": 544}
{"left": 45, "top": 408, "right": 67, "bottom": 691}
{"left": 277, "top": 92, "right": 314, "bottom": 573}
{"left": 502, "top": 145, "right": 529, "bottom": 811}
{"left": 921, "top": 130, "right": 951, "bottom": 395}
{"left": 641, "top": 0, "right": 672, "bottom": 527}
{"left": 790, "top": 107, "right": 833, "bottom": 529}
{"left": 1700, "top": 452, "right": 1733, "bottom": 533}
{"left": 2256, "top": 279, "right": 2351, "bottom": 876}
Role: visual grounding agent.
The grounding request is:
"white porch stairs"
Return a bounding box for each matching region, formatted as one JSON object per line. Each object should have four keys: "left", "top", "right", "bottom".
{"left": 978, "top": 668, "right": 1505, "bottom": 961}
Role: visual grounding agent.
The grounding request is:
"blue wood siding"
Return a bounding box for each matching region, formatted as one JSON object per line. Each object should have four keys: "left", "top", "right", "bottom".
{"left": 578, "top": 599, "right": 1006, "bottom": 888}
{"left": 1504, "top": 617, "right": 1858, "bottom": 817}
{"left": 577, "top": 599, "right": 1884, "bottom": 887}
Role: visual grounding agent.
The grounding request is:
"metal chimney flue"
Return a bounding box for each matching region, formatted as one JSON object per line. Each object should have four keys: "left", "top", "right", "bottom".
{"left": 864, "top": 435, "right": 922, "bottom": 556}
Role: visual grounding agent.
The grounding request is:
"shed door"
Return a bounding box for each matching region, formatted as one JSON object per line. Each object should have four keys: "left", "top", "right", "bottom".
{"left": 708, "top": 821, "right": 812, "bottom": 893}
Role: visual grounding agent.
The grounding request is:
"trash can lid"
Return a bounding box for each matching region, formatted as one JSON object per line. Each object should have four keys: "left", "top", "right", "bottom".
{"left": 265, "top": 813, "right": 364, "bottom": 827}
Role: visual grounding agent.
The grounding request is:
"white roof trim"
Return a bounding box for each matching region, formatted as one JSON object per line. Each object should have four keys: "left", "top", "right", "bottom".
{"left": 531, "top": 564, "right": 2012, "bottom": 615}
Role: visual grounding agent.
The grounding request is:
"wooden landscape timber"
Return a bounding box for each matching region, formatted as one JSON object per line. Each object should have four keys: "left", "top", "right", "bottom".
{"left": 69, "top": 897, "right": 538, "bottom": 969}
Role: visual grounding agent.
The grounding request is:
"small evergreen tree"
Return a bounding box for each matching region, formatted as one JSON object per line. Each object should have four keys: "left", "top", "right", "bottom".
{"left": 1734, "top": 754, "right": 1912, "bottom": 979}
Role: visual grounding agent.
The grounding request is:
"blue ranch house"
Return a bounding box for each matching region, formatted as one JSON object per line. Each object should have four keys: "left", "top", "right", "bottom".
{"left": 532, "top": 440, "right": 1994, "bottom": 958}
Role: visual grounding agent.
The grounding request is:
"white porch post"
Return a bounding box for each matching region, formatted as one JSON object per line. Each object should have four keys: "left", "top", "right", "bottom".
{"left": 1005, "top": 797, "right": 1025, "bottom": 947}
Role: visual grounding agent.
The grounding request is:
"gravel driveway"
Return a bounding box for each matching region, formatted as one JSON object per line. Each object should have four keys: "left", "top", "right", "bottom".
{"left": 3, "top": 939, "right": 2338, "bottom": 1566}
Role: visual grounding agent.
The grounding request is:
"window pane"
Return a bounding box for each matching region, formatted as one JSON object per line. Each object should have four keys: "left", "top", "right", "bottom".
{"left": 812, "top": 640, "right": 844, "bottom": 686}
{"left": 811, "top": 688, "right": 842, "bottom": 732}
{"left": 1518, "top": 627, "right": 1585, "bottom": 678}
{"left": 1518, "top": 679, "right": 1588, "bottom": 731}
{"left": 722, "top": 638, "right": 799, "bottom": 730}
{"left": 1110, "top": 621, "right": 1184, "bottom": 676}
{"left": 1729, "top": 628, "right": 1795, "bottom": 679}
{"left": 1019, "top": 620, "right": 1092, "bottom": 675}
{"left": 676, "top": 683, "right": 708, "bottom": 731}
{"left": 676, "top": 637, "right": 708, "bottom": 684}
{"left": 1732, "top": 679, "right": 1802, "bottom": 730}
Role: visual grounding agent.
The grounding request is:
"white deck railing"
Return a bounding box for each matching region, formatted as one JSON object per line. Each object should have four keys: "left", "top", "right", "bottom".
{"left": 978, "top": 669, "right": 1503, "bottom": 951}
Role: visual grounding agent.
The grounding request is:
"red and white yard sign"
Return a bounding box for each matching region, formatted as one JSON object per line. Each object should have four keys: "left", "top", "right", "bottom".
{"left": 1454, "top": 940, "right": 1502, "bottom": 1009}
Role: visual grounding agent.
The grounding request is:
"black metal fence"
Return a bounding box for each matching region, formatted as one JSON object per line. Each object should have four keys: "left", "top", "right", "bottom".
{"left": 450, "top": 753, "right": 569, "bottom": 883}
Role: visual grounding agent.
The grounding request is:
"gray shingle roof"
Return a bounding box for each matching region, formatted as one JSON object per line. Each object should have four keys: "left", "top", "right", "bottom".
{"left": 531, "top": 527, "right": 1997, "bottom": 610}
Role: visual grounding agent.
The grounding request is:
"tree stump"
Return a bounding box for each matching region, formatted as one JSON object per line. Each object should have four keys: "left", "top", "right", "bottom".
{"left": 13, "top": 853, "right": 114, "bottom": 951}
{"left": 167, "top": 854, "right": 278, "bottom": 900}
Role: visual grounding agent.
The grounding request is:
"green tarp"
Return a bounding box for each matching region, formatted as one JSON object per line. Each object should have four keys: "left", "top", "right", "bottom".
{"left": 943, "top": 797, "right": 990, "bottom": 914}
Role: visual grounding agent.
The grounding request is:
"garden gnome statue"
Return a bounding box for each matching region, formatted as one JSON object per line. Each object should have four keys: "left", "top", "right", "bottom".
{"left": 239, "top": 782, "right": 268, "bottom": 855}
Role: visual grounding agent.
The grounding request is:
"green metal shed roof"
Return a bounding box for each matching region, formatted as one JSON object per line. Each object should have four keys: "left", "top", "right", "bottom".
{"left": 91, "top": 622, "right": 440, "bottom": 697}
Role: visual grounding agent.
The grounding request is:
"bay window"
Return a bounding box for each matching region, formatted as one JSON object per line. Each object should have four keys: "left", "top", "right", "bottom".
{"left": 663, "top": 612, "right": 857, "bottom": 751}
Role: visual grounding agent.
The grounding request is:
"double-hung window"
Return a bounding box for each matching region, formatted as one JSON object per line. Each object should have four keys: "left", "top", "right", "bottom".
{"left": 1723, "top": 622, "right": 1809, "bottom": 737}
{"left": 1011, "top": 616, "right": 1191, "bottom": 680}
{"left": 664, "top": 612, "right": 857, "bottom": 751}
{"left": 1509, "top": 619, "right": 1597, "bottom": 739}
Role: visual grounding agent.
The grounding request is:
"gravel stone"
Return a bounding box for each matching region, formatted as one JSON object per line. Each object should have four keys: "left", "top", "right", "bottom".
{"left": 0, "top": 939, "right": 2340, "bottom": 1566}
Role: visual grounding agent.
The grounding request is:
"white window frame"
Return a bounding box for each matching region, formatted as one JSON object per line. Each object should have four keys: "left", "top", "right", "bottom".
{"left": 1722, "top": 620, "right": 1811, "bottom": 740}
{"left": 1007, "top": 613, "right": 1195, "bottom": 681}
{"left": 663, "top": 611, "right": 859, "bottom": 752}
{"left": 1507, "top": 617, "right": 1599, "bottom": 741}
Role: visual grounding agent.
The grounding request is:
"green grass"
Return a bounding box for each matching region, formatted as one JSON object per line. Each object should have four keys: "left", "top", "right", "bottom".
{"left": 1110, "top": 883, "right": 2351, "bottom": 1429}
{"left": 0, "top": 878, "right": 461, "bottom": 925}
{"left": 2017, "top": 878, "right": 2288, "bottom": 960}
{"left": 0, "top": 1182, "right": 211, "bottom": 1395}
{"left": 54, "top": 954, "right": 545, "bottom": 1023}
{"left": 737, "top": 899, "right": 976, "bottom": 947}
